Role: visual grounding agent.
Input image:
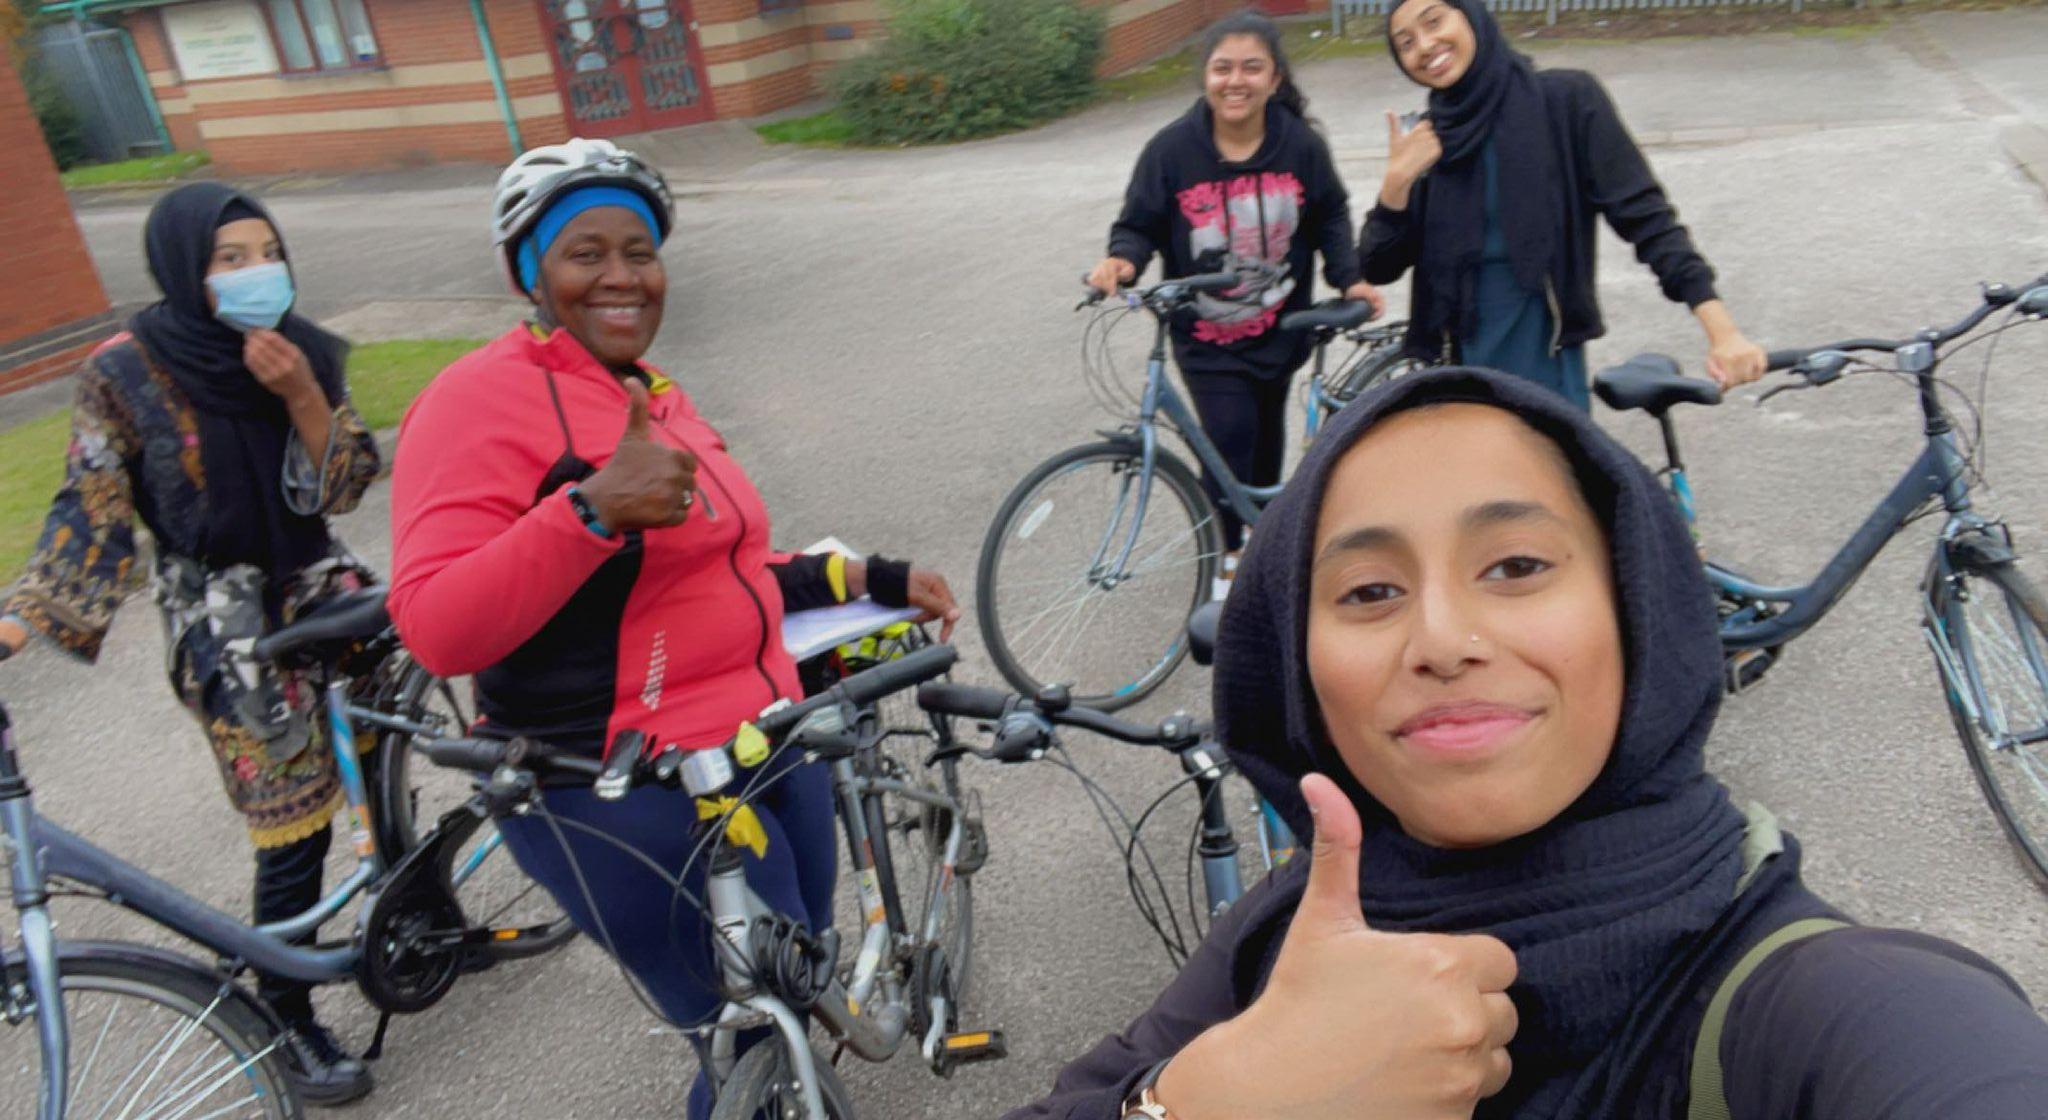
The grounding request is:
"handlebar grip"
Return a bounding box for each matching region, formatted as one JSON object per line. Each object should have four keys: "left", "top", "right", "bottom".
{"left": 420, "top": 737, "right": 512, "bottom": 774}
{"left": 1765, "top": 349, "right": 1808, "bottom": 372}
{"left": 839, "top": 643, "right": 958, "bottom": 707}
{"left": 917, "top": 681, "right": 1010, "bottom": 721}
{"left": 1180, "top": 271, "right": 1240, "bottom": 295}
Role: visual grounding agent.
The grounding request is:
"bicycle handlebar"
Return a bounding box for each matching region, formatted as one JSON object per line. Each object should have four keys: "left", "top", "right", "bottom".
{"left": 1077, "top": 271, "right": 1241, "bottom": 311}
{"left": 419, "top": 644, "right": 961, "bottom": 787}
{"left": 916, "top": 681, "right": 1205, "bottom": 751}
{"left": 1768, "top": 274, "right": 2047, "bottom": 370}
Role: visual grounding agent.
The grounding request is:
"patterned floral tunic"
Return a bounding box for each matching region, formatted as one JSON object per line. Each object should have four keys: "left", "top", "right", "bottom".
{"left": 3, "top": 335, "right": 381, "bottom": 847}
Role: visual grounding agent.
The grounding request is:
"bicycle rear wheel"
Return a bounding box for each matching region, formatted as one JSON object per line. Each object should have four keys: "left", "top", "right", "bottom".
{"left": 706, "top": 1039, "right": 855, "bottom": 1120}
{"left": 2, "top": 948, "right": 300, "bottom": 1119}
{"left": 370, "top": 658, "right": 577, "bottom": 959}
{"left": 1931, "top": 559, "right": 2048, "bottom": 885}
{"left": 977, "top": 441, "right": 1223, "bottom": 710}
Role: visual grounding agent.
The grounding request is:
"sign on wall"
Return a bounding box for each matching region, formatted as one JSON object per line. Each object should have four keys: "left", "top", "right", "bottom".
{"left": 163, "top": 0, "right": 279, "bottom": 81}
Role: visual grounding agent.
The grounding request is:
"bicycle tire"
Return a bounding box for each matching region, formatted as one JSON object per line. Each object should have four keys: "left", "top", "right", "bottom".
{"left": 977, "top": 441, "right": 1223, "bottom": 711}
{"left": 4, "top": 948, "right": 301, "bottom": 1119}
{"left": 1931, "top": 559, "right": 2048, "bottom": 886}
{"left": 370, "top": 657, "right": 578, "bottom": 959}
{"left": 706, "top": 1038, "right": 856, "bottom": 1120}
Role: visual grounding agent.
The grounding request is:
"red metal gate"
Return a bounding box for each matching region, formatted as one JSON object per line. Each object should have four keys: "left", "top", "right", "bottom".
{"left": 539, "top": 0, "right": 715, "bottom": 137}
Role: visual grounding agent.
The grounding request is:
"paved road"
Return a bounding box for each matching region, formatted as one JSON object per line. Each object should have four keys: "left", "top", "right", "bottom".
{"left": 9, "top": 10, "right": 2048, "bottom": 1117}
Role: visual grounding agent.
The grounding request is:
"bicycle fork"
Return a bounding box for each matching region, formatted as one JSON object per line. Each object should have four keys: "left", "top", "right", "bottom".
{"left": 0, "top": 714, "right": 66, "bottom": 1120}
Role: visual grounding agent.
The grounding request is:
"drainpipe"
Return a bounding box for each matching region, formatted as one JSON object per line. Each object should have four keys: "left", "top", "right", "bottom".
{"left": 116, "top": 20, "right": 174, "bottom": 153}
{"left": 466, "top": 0, "right": 524, "bottom": 155}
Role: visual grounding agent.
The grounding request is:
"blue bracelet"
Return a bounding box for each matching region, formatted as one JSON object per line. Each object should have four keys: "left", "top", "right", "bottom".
{"left": 565, "top": 485, "right": 613, "bottom": 539}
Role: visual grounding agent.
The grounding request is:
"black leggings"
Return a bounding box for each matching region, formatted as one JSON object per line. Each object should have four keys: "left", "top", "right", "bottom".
{"left": 253, "top": 824, "right": 330, "bottom": 1025}
{"left": 1181, "top": 369, "right": 1294, "bottom": 552}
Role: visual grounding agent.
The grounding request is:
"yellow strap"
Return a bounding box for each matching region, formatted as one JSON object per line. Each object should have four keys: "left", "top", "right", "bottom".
{"left": 1687, "top": 918, "right": 1849, "bottom": 1120}
{"left": 825, "top": 553, "right": 849, "bottom": 604}
{"left": 696, "top": 797, "right": 770, "bottom": 858}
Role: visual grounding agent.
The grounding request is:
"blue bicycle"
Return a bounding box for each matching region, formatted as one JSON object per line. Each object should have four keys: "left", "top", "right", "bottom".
{"left": 1595, "top": 273, "right": 2048, "bottom": 885}
{"left": 975, "top": 281, "right": 1402, "bottom": 710}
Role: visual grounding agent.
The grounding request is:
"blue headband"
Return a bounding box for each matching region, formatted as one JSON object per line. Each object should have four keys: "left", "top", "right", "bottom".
{"left": 515, "top": 185, "right": 663, "bottom": 293}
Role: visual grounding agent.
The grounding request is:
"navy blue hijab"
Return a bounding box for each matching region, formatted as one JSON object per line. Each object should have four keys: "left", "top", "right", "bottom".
{"left": 1215, "top": 369, "right": 1818, "bottom": 1115}
{"left": 1389, "top": 0, "right": 1561, "bottom": 342}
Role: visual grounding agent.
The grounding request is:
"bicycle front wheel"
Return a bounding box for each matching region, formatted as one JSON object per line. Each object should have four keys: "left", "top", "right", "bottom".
{"left": 707, "top": 1039, "right": 855, "bottom": 1120}
{"left": 1931, "top": 559, "right": 2048, "bottom": 886}
{"left": 1326, "top": 335, "right": 1426, "bottom": 404}
{"left": 977, "top": 442, "right": 1223, "bottom": 710}
{"left": 2, "top": 948, "right": 300, "bottom": 1119}
{"left": 371, "top": 658, "right": 578, "bottom": 959}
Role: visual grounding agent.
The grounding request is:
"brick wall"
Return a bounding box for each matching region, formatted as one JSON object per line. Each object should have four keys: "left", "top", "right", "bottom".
{"left": 0, "top": 48, "right": 112, "bottom": 396}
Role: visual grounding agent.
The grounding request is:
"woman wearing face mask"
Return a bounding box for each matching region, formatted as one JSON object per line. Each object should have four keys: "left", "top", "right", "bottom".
{"left": 388, "top": 138, "right": 959, "bottom": 1118}
{"left": 1008, "top": 369, "right": 2048, "bottom": 1120}
{"left": 1366, "top": 0, "right": 1766, "bottom": 408}
{"left": 1086, "top": 11, "right": 1383, "bottom": 565}
{"left": 0, "top": 183, "right": 380, "bottom": 1104}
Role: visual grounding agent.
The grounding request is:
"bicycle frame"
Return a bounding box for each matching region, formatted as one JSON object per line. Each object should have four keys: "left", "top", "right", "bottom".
{"left": 698, "top": 731, "right": 975, "bottom": 1120}
{"left": 1096, "top": 315, "right": 1286, "bottom": 586}
{"left": 1674, "top": 368, "right": 1986, "bottom": 654}
{"left": 2, "top": 712, "right": 68, "bottom": 1120}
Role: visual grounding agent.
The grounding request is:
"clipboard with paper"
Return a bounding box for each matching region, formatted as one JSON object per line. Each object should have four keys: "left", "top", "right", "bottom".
{"left": 778, "top": 537, "right": 922, "bottom": 662}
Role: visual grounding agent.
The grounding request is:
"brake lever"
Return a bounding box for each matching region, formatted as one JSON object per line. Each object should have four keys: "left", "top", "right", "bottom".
{"left": 1755, "top": 380, "right": 1811, "bottom": 406}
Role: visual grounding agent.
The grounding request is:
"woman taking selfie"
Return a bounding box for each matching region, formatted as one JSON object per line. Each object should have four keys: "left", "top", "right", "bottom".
{"left": 1007, "top": 368, "right": 2048, "bottom": 1119}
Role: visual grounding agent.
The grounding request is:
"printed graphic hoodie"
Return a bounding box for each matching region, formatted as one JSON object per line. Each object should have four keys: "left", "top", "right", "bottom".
{"left": 1106, "top": 98, "right": 1362, "bottom": 381}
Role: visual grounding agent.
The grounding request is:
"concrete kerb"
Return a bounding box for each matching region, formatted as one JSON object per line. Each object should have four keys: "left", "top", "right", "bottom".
{"left": 2002, "top": 120, "right": 2048, "bottom": 198}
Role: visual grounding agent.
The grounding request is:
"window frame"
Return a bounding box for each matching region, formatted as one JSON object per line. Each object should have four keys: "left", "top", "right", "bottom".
{"left": 258, "top": 0, "right": 387, "bottom": 76}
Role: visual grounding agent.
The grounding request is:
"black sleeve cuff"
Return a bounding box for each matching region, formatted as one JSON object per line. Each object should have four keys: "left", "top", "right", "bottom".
{"left": 866, "top": 555, "right": 912, "bottom": 608}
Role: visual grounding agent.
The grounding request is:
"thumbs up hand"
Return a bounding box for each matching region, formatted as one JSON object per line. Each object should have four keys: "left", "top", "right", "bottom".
{"left": 1151, "top": 774, "right": 1519, "bottom": 1120}
{"left": 578, "top": 379, "right": 700, "bottom": 533}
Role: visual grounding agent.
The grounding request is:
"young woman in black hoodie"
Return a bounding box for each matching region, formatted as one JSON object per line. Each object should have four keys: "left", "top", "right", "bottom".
{"left": 1006, "top": 369, "right": 2048, "bottom": 1120}
{"left": 1086, "top": 12, "right": 1382, "bottom": 561}
{"left": 1364, "top": 0, "right": 1767, "bottom": 408}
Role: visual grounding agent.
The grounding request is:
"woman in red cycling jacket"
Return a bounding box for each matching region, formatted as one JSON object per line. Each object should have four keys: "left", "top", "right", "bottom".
{"left": 386, "top": 138, "right": 958, "bottom": 1119}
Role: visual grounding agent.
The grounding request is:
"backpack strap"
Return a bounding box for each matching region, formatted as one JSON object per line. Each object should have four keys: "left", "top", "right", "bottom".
{"left": 1686, "top": 801, "right": 1849, "bottom": 1120}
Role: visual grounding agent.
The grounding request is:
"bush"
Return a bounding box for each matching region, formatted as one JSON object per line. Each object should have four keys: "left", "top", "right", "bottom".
{"left": 25, "top": 63, "right": 90, "bottom": 169}
{"left": 832, "top": 0, "right": 1105, "bottom": 146}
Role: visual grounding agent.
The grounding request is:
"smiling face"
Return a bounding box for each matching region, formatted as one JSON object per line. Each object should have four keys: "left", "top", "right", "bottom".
{"left": 1306, "top": 405, "right": 1626, "bottom": 849}
{"left": 1389, "top": 0, "right": 1478, "bottom": 90}
{"left": 1203, "top": 32, "right": 1282, "bottom": 129}
{"left": 533, "top": 206, "right": 666, "bottom": 369}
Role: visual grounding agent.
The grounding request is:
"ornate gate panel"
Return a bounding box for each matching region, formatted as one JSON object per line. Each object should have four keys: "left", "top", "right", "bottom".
{"left": 540, "top": 0, "right": 714, "bottom": 137}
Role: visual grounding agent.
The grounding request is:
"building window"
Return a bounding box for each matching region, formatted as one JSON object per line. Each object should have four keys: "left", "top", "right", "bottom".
{"left": 759, "top": 0, "right": 803, "bottom": 14}
{"left": 265, "top": 0, "right": 381, "bottom": 72}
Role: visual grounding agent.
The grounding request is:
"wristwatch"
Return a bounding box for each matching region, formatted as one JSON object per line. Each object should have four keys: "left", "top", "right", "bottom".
{"left": 1121, "top": 1061, "right": 1177, "bottom": 1120}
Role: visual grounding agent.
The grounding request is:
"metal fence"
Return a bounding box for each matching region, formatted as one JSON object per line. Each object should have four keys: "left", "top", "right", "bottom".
{"left": 1333, "top": 0, "right": 1851, "bottom": 30}
{"left": 32, "top": 19, "right": 170, "bottom": 165}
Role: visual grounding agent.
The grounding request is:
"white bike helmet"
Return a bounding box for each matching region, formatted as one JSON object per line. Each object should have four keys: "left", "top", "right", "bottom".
{"left": 491, "top": 137, "right": 674, "bottom": 296}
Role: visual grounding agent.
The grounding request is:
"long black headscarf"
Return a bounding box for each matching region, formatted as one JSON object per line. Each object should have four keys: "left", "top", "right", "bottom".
{"left": 1216, "top": 369, "right": 1805, "bottom": 1116}
{"left": 129, "top": 183, "right": 349, "bottom": 581}
{"left": 1390, "top": 0, "right": 1560, "bottom": 341}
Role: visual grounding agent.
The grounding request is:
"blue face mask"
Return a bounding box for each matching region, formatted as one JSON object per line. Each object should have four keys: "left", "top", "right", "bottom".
{"left": 207, "top": 261, "right": 295, "bottom": 332}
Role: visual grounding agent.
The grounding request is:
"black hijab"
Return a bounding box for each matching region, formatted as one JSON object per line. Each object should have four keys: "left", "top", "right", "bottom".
{"left": 129, "top": 183, "right": 349, "bottom": 582}
{"left": 1390, "top": 0, "right": 1560, "bottom": 341}
{"left": 1216, "top": 369, "right": 1826, "bottom": 1115}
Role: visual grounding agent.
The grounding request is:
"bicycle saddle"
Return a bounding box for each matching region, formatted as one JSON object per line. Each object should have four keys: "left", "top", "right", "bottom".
{"left": 252, "top": 588, "right": 391, "bottom": 667}
{"left": 1187, "top": 602, "right": 1223, "bottom": 668}
{"left": 1281, "top": 300, "right": 1374, "bottom": 334}
{"left": 1592, "top": 353, "right": 1723, "bottom": 414}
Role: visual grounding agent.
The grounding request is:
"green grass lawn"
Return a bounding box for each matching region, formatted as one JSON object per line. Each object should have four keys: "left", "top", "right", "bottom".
{"left": 0, "top": 338, "right": 484, "bottom": 583}
{"left": 756, "top": 109, "right": 857, "bottom": 147}
{"left": 60, "top": 151, "right": 212, "bottom": 190}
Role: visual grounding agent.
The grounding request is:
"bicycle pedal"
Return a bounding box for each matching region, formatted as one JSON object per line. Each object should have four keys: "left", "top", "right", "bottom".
{"left": 933, "top": 1029, "right": 1007, "bottom": 1077}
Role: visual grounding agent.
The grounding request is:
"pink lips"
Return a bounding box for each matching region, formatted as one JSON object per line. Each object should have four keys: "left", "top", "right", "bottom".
{"left": 1394, "top": 703, "right": 1536, "bottom": 758}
